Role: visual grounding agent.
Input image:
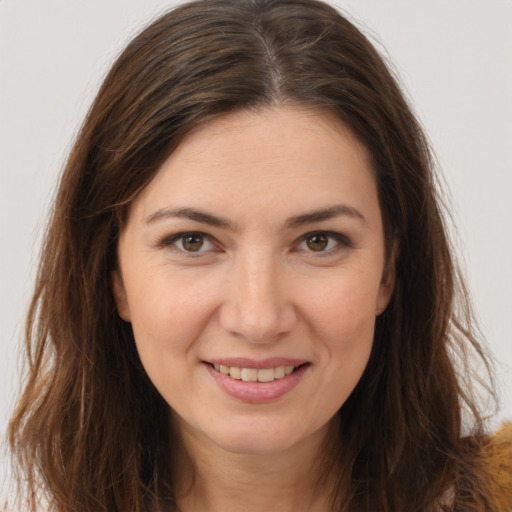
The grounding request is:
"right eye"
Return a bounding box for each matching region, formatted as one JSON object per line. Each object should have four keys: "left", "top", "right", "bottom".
{"left": 159, "top": 232, "right": 215, "bottom": 253}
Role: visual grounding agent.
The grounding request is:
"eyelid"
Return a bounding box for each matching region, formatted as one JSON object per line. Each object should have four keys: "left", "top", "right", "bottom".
{"left": 157, "top": 231, "right": 217, "bottom": 253}
{"left": 296, "top": 230, "right": 352, "bottom": 253}
{"left": 156, "top": 229, "right": 351, "bottom": 255}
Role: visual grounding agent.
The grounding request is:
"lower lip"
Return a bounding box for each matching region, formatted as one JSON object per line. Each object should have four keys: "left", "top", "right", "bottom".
{"left": 204, "top": 363, "right": 310, "bottom": 403}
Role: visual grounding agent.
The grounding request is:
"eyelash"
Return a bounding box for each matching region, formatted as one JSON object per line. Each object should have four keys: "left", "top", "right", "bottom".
{"left": 157, "top": 230, "right": 352, "bottom": 256}
{"left": 297, "top": 231, "right": 352, "bottom": 255}
{"left": 158, "top": 231, "right": 216, "bottom": 255}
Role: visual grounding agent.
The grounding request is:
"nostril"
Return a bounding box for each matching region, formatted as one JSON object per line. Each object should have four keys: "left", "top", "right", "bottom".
{"left": 218, "top": 300, "right": 298, "bottom": 343}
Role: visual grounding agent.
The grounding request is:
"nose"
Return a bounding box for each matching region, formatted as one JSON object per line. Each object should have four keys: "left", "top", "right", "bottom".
{"left": 219, "top": 250, "right": 297, "bottom": 343}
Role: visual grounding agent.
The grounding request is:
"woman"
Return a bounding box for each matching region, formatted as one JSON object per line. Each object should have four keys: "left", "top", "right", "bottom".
{"left": 7, "top": 0, "right": 511, "bottom": 511}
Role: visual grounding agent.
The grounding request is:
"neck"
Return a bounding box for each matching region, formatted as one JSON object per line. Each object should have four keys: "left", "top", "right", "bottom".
{"left": 172, "top": 420, "right": 335, "bottom": 512}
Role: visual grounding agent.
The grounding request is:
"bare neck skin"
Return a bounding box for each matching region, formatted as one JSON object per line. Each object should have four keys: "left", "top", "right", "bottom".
{"left": 173, "top": 417, "right": 334, "bottom": 512}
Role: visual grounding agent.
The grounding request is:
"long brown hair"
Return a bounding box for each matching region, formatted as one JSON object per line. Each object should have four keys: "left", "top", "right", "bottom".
{"left": 8, "top": 0, "right": 496, "bottom": 510}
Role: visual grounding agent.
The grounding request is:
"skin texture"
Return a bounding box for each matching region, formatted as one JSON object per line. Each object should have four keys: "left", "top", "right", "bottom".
{"left": 112, "top": 107, "right": 394, "bottom": 511}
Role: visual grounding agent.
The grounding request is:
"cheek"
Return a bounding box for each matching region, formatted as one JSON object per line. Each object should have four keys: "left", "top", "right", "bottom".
{"left": 307, "top": 266, "right": 380, "bottom": 322}
{"left": 125, "top": 269, "right": 220, "bottom": 363}
{"left": 124, "top": 271, "right": 224, "bottom": 411}
{"left": 301, "top": 269, "right": 380, "bottom": 361}
{"left": 290, "top": 271, "right": 379, "bottom": 420}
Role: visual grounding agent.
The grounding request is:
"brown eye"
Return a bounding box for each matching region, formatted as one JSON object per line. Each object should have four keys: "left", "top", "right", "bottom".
{"left": 305, "top": 233, "right": 328, "bottom": 251}
{"left": 182, "top": 234, "right": 204, "bottom": 252}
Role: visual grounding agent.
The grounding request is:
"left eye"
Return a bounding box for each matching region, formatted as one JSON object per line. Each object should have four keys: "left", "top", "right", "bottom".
{"left": 297, "top": 232, "right": 348, "bottom": 253}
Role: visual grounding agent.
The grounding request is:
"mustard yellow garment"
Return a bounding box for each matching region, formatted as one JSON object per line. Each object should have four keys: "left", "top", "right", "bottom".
{"left": 484, "top": 422, "right": 512, "bottom": 512}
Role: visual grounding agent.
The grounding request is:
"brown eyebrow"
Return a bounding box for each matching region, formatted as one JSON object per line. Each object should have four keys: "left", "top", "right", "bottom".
{"left": 145, "top": 204, "right": 366, "bottom": 230}
{"left": 145, "top": 207, "right": 237, "bottom": 230}
{"left": 284, "top": 204, "right": 367, "bottom": 229}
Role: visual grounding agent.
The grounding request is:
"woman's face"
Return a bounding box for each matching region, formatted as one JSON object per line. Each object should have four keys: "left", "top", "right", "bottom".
{"left": 113, "top": 107, "right": 394, "bottom": 455}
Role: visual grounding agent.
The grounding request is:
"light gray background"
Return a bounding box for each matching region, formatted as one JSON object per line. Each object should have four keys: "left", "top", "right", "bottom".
{"left": 1, "top": 0, "right": 511, "bottom": 499}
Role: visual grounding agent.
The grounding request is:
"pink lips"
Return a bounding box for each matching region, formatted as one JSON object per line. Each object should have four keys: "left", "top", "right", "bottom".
{"left": 203, "top": 359, "right": 310, "bottom": 403}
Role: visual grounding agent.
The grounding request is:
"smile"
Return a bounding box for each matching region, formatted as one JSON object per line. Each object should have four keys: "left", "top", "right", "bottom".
{"left": 211, "top": 364, "right": 296, "bottom": 382}
{"left": 205, "top": 361, "right": 310, "bottom": 403}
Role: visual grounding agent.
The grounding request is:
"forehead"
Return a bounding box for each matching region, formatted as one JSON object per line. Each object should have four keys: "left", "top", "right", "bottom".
{"left": 171, "top": 107, "right": 370, "bottom": 172}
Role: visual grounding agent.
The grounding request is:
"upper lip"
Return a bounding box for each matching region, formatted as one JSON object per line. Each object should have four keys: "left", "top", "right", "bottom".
{"left": 204, "top": 358, "right": 309, "bottom": 369}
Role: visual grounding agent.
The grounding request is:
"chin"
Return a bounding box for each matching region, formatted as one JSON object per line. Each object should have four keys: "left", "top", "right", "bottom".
{"left": 205, "top": 416, "right": 329, "bottom": 456}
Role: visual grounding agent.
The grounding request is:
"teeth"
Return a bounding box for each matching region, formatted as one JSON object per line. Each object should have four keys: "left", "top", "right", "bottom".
{"left": 211, "top": 364, "right": 299, "bottom": 382}
{"left": 241, "top": 368, "right": 258, "bottom": 382}
{"left": 257, "top": 368, "right": 275, "bottom": 383}
{"left": 230, "top": 366, "right": 242, "bottom": 380}
{"left": 274, "top": 366, "right": 285, "bottom": 379}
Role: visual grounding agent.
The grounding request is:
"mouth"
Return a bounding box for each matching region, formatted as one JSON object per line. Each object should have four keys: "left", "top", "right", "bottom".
{"left": 203, "top": 360, "right": 310, "bottom": 403}
{"left": 207, "top": 362, "right": 309, "bottom": 383}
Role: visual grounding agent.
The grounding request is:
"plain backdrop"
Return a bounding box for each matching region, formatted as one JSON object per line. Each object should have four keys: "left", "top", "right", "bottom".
{"left": 1, "top": 0, "right": 511, "bottom": 497}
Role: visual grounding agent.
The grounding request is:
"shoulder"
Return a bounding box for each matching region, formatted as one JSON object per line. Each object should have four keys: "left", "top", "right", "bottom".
{"left": 482, "top": 422, "right": 512, "bottom": 512}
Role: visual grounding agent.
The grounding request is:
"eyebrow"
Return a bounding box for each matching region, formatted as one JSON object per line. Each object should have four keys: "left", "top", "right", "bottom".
{"left": 285, "top": 204, "right": 367, "bottom": 228}
{"left": 145, "top": 204, "right": 367, "bottom": 230}
{"left": 145, "top": 207, "right": 236, "bottom": 230}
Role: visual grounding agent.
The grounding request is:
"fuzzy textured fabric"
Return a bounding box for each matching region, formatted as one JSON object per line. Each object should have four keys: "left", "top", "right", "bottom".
{"left": 483, "top": 422, "right": 512, "bottom": 512}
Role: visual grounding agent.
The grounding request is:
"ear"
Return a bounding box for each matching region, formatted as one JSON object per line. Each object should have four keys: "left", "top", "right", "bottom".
{"left": 375, "top": 239, "right": 398, "bottom": 316}
{"left": 111, "top": 269, "right": 131, "bottom": 322}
